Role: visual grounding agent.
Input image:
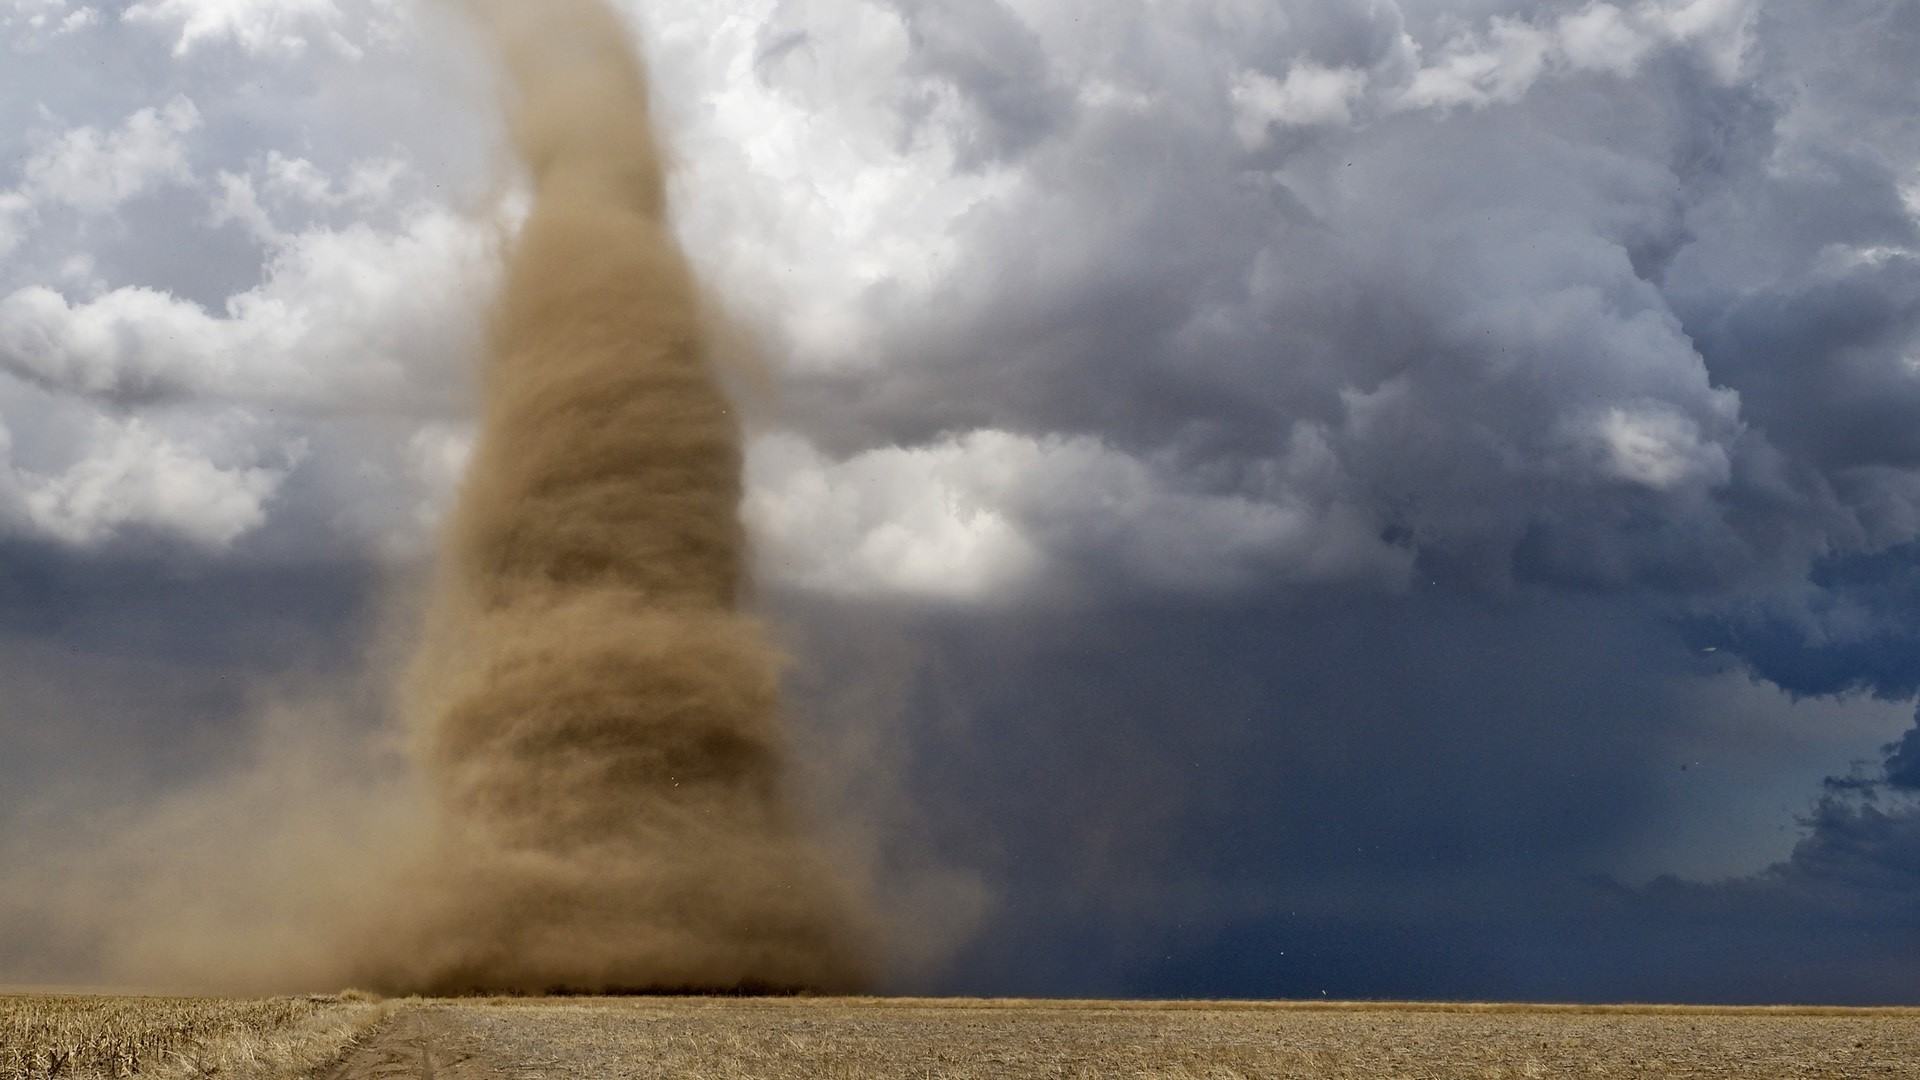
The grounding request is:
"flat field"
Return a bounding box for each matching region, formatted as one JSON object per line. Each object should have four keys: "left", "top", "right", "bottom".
{"left": 7, "top": 994, "right": 1920, "bottom": 1079}
{"left": 0, "top": 993, "right": 388, "bottom": 1079}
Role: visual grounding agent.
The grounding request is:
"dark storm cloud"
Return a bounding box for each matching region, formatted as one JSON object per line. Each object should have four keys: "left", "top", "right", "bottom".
{"left": 1883, "top": 724, "right": 1920, "bottom": 790}
{"left": 785, "top": 52, "right": 1776, "bottom": 597}
{"left": 797, "top": 581, "right": 1920, "bottom": 1002}
{"left": 741, "top": 0, "right": 1920, "bottom": 1001}
{"left": 886, "top": 0, "right": 1072, "bottom": 167}
{"left": 773, "top": 0, "right": 1917, "bottom": 605}
{"left": 0, "top": 537, "right": 371, "bottom": 665}
{"left": 778, "top": 586, "right": 1716, "bottom": 995}
{"left": 0, "top": 535, "right": 376, "bottom": 829}
{"left": 1549, "top": 774, "right": 1920, "bottom": 1004}
{"left": 1692, "top": 543, "right": 1920, "bottom": 700}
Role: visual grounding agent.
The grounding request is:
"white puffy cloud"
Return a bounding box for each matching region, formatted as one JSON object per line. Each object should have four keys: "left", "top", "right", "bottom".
{"left": 2, "top": 413, "right": 292, "bottom": 548}
{"left": 0, "top": 96, "right": 201, "bottom": 256}
{"left": 21, "top": 97, "right": 201, "bottom": 214}
{"left": 1221, "top": 0, "right": 1761, "bottom": 145}
{"left": 745, "top": 429, "right": 1411, "bottom": 602}
{"left": 0, "top": 191, "right": 30, "bottom": 258}
{"left": 2, "top": 0, "right": 99, "bottom": 43}
{"left": 0, "top": 64, "right": 491, "bottom": 550}
{"left": 1396, "top": 0, "right": 1758, "bottom": 109}
{"left": 1585, "top": 405, "right": 1733, "bottom": 491}
{"left": 4, "top": 0, "right": 65, "bottom": 20}
{"left": 1398, "top": 15, "right": 1561, "bottom": 110}
{"left": 0, "top": 187, "right": 494, "bottom": 411}
{"left": 1230, "top": 63, "right": 1369, "bottom": 140}
{"left": 0, "top": 407, "right": 291, "bottom": 549}
{"left": 259, "top": 152, "right": 405, "bottom": 212}
{"left": 746, "top": 432, "right": 1041, "bottom": 602}
{"left": 121, "top": 0, "right": 390, "bottom": 58}
{"left": 0, "top": 97, "right": 202, "bottom": 253}
{"left": 652, "top": 0, "right": 1018, "bottom": 372}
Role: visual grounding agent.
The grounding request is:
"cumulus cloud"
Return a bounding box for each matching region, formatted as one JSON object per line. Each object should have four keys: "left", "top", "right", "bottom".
{"left": 0, "top": 191, "right": 29, "bottom": 258}
{"left": 13, "top": 415, "right": 292, "bottom": 548}
{"left": 2, "top": 0, "right": 99, "bottom": 44}
{"left": 747, "top": 427, "right": 1409, "bottom": 602}
{"left": 0, "top": 40, "right": 495, "bottom": 552}
{"left": 694, "top": 2, "right": 1779, "bottom": 600}
{"left": 20, "top": 97, "right": 202, "bottom": 214}
{"left": 1582, "top": 404, "right": 1732, "bottom": 491}
{"left": 0, "top": 180, "right": 493, "bottom": 411}
{"left": 1393, "top": 0, "right": 1757, "bottom": 111}
{"left": 747, "top": 432, "right": 1041, "bottom": 602}
{"left": 0, "top": 98, "right": 201, "bottom": 257}
{"left": 1220, "top": 0, "right": 1760, "bottom": 149}
{"left": 1231, "top": 63, "right": 1369, "bottom": 139}
{"left": 121, "top": 0, "right": 394, "bottom": 58}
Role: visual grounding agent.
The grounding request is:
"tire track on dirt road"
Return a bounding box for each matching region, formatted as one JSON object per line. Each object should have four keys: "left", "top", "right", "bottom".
{"left": 317, "top": 1006, "right": 496, "bottom": 1080}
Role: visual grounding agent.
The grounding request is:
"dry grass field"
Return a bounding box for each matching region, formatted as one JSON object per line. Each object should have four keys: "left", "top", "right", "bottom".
{"left": 0, "top": 993, "right": 388, "bottom": 1079}
{"left": 8, "top": 993, "right": 1920, "bottom": 1079}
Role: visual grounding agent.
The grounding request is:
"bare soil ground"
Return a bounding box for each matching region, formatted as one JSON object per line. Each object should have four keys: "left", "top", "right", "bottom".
{"left": 322, "top": 997, "right": 1920, "bottom": 1080}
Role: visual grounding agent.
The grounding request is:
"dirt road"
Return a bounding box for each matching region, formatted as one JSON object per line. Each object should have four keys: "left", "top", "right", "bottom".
{"left": 315, "top": 997, "right": 1920, "bottom": 1079}
{"left": 317, "top": 1006, "right": 496, "bottom": 1080}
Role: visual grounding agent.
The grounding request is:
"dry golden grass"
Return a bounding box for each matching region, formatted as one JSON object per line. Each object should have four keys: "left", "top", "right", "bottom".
{"left": 403, "top": 996, "right": 1920, "bottom": 1079}
{"left": 0, "top": 993, "right": 389, "bottom": 1079}
{"left": 13, "top": 994, "right": 1920, "bottom": 1079}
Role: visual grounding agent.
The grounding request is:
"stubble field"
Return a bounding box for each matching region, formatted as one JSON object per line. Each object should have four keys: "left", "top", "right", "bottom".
{"left": 6, "top": 993, "right": 1920, "bottom": 1079}
{"left": 0, "top": 993, "right": 389, "bottom": 1079}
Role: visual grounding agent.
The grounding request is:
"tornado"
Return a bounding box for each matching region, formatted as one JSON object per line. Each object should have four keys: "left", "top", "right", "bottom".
{"left": 359, "top": 0, "right": 871, "bottom": 994}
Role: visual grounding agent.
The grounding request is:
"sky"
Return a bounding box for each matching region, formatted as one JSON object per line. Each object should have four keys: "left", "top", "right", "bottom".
{"left": 0, "top": 0, "right": 1918, "bottom": 1002}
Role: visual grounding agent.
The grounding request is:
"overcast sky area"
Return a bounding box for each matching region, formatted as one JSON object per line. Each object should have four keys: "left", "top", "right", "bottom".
{"left": 0, "top": 0, "right": 1918, "bottom": 1002}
